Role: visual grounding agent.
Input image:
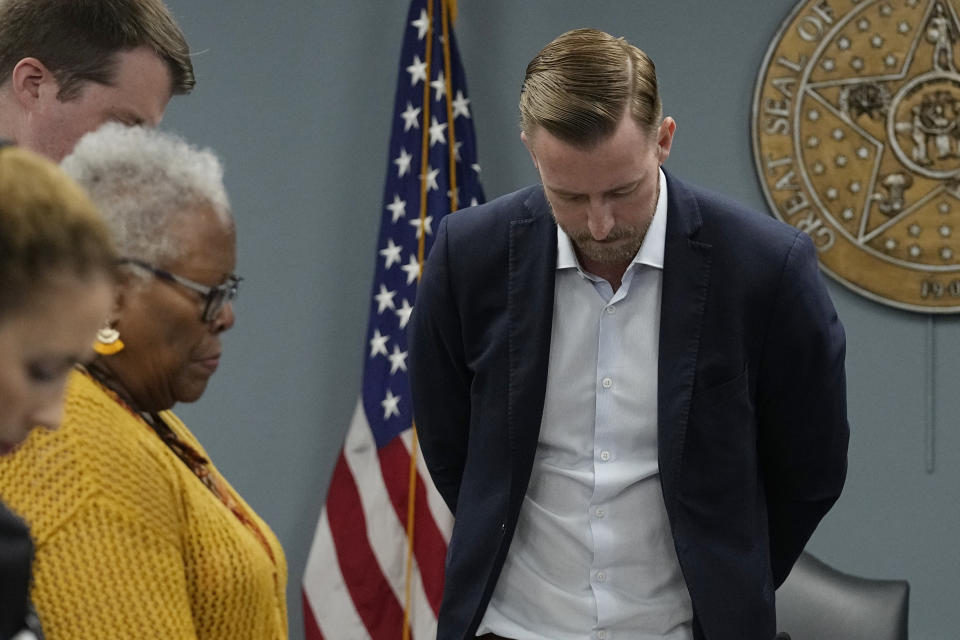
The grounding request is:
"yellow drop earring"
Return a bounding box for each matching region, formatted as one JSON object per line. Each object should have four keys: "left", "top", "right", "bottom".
{"left": 93, "top": 326, "right": 124, "bottom": 356}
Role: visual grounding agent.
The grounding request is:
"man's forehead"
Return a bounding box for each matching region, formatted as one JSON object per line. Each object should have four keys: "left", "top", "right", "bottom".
{"left": 96, "top": 47, "right": 172, "bottom": 125}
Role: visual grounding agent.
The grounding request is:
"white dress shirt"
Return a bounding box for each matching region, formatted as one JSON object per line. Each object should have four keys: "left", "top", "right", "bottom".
{"left": 478, "top": 170, "right": 693, "bottom": 640}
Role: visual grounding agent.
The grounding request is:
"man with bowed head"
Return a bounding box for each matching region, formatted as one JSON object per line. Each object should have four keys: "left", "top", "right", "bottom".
{"left": 0, "top": 0, "right": 193, "bottom": 161}
{"left": 409, "top": 28, "right": 849, "bottom": 640}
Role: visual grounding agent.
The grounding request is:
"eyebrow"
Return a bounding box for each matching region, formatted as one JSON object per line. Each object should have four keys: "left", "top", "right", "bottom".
{"left": 547, "top": 179, "right": 642, "bottom": 198}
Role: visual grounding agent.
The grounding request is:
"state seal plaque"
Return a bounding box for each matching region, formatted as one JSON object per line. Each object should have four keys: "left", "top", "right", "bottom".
{"left": 753, "top": 0, "right": 960, "bottom": 312}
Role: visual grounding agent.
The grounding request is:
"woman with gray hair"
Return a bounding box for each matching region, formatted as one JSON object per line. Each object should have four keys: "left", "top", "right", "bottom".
{"left": 0, "top": 124, "right": 288, "bottom": 639}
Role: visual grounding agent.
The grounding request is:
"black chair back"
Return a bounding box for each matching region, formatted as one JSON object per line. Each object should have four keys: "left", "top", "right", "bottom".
{"left": 776, "top": 552, "right": 909, "bottom": 640}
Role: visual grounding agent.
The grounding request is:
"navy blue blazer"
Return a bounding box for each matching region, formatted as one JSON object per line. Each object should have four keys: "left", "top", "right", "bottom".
{"left": 408, "top": 172, "right": 849, "bottom": 640}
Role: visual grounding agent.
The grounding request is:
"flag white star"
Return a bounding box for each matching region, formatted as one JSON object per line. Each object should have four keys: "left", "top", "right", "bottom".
{"left": 386, "top": 195, "right": 406, "bottom": 223}
{"left": 430, "top": 71, "right": 446, "bottom": 101}
{"left": 369, "top": 329, "right": 389, "bottom": 358}
{"left": 388, "top": 344, "right": 409, "bottom": 374}
{"left": 452, "top": 90, "right": 471, "bottom": 119}
{"left": 471, "top": 163, "right": 482, "bottom": 174}
{"left": 428, "top": 116, "right": 448, "bottom": 147}
{"left": 379, "top": 238, "right": 402, "bottom": 269}
{"left": 374, "top": 284, "right": 397, "bottom": 314}
{"left": 396, "top": 298, "right": 414, "bottom": 329}
{"left": 411, "top": 8, "right": 429, "bottom": 40}
{"left": 400, "top": 102, "right": 421, "bottom": 132}
{"left": 381, "top": 389, "right": 401, "bottom": 419}
{"left": 409, "top": 216, "right": 433, "bottom": 239}
{"left": 407, "top": 55, "right": 427, "bottom": 86}
{"left": 401, "top": 254, "right": 421, "bottom": 285}
{"left": 394, "top": 147, "right": 413, "bottom": 177}
{"left": 421, "top": 166, "right": 439, "bottom": 191}
{"left": 470, "top": 197, "right": 479, "bottom": 207}
{"left": 453, "top": 141, "right": 463, "bottom": 161}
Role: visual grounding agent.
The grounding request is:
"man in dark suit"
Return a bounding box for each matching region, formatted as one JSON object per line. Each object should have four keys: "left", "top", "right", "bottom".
{"left": 409, "top": 28, "right": 848, "bottom": 640}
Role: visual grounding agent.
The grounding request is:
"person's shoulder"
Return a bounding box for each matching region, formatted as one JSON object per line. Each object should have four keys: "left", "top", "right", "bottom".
{"left": 669, "top": 173, "right": 803, "bottom": 253}
{"left": 26, "top": 373, "right": 179, "bottom": 514}
{"left": 0, "top": 372, "right": 133, "bottom": 536}
{"left": 64, "top": 371, "right": 152, "bottom": 453}
{"left": 442, "top": 184, "right": 546, "bottom": 236}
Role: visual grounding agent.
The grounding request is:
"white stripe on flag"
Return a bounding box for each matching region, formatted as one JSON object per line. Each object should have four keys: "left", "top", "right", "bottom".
{"left": 303, "top": 510, "right": 368, "bottom": 639}
{"left": 343, "top": 400, "right": 439, "bottom": 638}
{"left": 401, "top": 428, "right": 454, "bottom": 542}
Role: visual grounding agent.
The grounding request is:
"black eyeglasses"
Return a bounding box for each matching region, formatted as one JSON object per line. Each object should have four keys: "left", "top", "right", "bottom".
{"left": 118, "top": 257, "right": 242, "bottom": 323}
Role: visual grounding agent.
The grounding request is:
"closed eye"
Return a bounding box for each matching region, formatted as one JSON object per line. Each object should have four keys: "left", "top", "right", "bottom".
{"left": 609, "top": 182, "right": 640, "bottom": 197}
{"left": 28, "top": 360, "right": 72, "bottom": 383}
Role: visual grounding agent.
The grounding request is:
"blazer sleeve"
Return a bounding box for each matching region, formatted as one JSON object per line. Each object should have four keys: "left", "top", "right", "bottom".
{"left": 408, "top": 217, "right": 473, "bottom": 514}
{"left": 756, "top": 232, "right": 850, "bottom": 587}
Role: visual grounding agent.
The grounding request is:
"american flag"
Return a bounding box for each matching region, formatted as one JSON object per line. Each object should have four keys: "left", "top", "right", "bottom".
{"left": 302, "top": 0, "right": 484, "bottom": 637}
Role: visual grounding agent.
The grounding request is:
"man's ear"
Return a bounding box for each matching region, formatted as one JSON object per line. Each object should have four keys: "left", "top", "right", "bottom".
{"left": 656, "top": 116, "right": 677, "bottom": 165}
{"left": 10, "top": 57, "right": 57, "bottom": 110}
{"left": 520, "top": 130, "right": 539, "bottom": 170}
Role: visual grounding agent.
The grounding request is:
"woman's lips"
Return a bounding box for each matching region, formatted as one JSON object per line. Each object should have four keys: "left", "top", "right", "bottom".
{"left": 195, "top": 355, "right": 220, "bottom": 374}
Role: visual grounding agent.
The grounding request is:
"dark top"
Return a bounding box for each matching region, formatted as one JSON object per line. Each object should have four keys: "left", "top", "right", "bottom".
{"left": 0, "top": 500, "right": 42, "bottom": 639}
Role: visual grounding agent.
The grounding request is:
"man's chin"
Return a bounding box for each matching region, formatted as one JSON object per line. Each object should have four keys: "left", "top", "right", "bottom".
{"left": 575, "top": 238, "right": 643, "bottom": 264}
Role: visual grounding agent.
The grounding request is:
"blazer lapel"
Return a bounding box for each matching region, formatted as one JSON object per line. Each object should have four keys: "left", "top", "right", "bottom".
{"left": 657, "top": 173, "right": 712, "bottom": 518}
{"left": 506, "top": 187, "right": 557, "bottom": 513}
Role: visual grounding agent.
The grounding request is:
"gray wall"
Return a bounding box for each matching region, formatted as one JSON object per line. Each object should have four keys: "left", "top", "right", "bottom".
{"left": 160, "top": 1, "right": 957, "bottom": 638}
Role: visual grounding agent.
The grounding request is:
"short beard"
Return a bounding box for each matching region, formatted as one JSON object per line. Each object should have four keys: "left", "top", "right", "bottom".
{"left": 564, "top": 225, "right": 647, "bottom": 264}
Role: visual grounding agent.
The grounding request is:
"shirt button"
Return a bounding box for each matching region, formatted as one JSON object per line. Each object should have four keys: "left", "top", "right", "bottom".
{"left": 596, "top": 571, "right": 606, "bottom": 583}
{"left": 595, "top": 508, "right": 605, "bottom": 518}
{"left": 605, "top": 305, "right": 616, "bottom": 315}
{"left": 601, "top": 377, "right": 613, "bottom": 389}
{"left": 600, "top": 450, "right": 611, "bottom": 461}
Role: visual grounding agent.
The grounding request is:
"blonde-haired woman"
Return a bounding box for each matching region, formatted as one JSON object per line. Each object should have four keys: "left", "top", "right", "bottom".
{"left": 0, "top": 142, "right": 115, "bottom": 640}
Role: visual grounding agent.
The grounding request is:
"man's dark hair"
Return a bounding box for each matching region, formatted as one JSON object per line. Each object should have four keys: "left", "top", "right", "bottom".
{"left": 0, "top": 0, "right": 194, "bottom": 100}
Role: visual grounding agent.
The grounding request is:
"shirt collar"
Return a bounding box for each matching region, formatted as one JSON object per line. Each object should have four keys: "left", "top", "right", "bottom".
{"left": 556, "top": 167, "right": 669, "bottom": 272}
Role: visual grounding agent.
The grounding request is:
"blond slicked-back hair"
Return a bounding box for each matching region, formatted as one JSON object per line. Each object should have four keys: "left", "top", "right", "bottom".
{"left": 0, "top": 143, "right": 115, "bottom": 316}
{"left": 520, "top": 28, "right": 662, "bottom": 147}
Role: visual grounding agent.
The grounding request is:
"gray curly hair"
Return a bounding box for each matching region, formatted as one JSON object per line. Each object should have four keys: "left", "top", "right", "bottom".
{"left": 60, "top": 123, "right": 231, "bottom": 268}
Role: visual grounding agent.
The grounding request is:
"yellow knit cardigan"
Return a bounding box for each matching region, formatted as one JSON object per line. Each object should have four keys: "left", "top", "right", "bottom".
{"left": 0, "top": 370, "right": 288, "bottom": 639}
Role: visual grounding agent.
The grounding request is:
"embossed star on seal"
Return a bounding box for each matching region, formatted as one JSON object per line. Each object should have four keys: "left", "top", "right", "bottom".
{"left": 753, "top": 0, "right": 960, "bottom": 312}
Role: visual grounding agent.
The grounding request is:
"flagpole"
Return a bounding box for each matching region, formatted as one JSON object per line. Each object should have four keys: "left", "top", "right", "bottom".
{"left": 403, "top": 426, "right": 420, "bottom": 640}
{"left": 441, "top": 0, "right": 458, "bottom": 211}
{"left": 407, "top": 7, "right": 461, "bottom": 636}
{"left": 405, "top": 0, "right": 436, "bottom": 634}
{"left": 415, "top": 2, "right": 435, "bottom": 270}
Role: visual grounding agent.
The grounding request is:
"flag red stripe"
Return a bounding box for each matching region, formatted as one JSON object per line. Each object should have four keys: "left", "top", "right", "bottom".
{"left": 326, "top": 451, "right": 410, "bottom": 639}
{"left": 378, "top": 438, "right": 448, "bottom": 614}
{"left": 302, "top": 589, "right": 326, "bottom": 640}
